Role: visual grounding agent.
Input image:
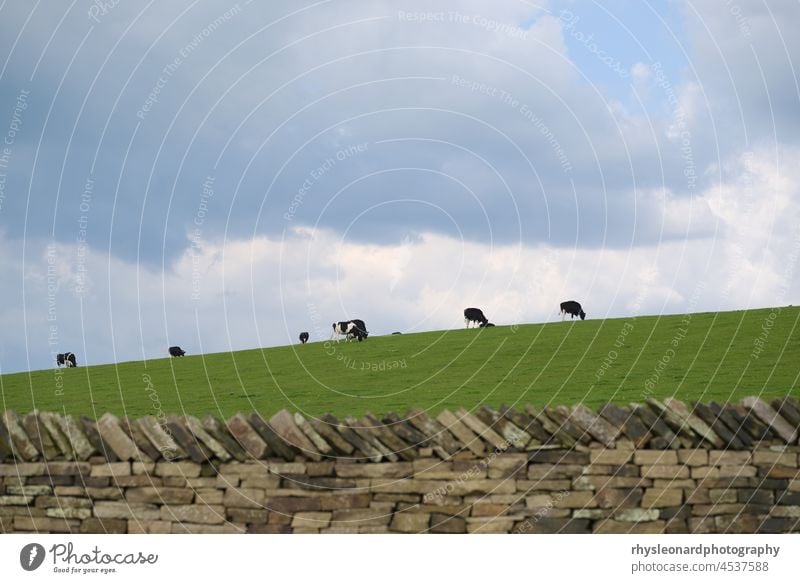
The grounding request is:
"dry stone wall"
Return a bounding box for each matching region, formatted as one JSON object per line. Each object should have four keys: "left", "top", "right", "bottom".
{"left": 1, "top": 397, "right": 799, "bottom": 533}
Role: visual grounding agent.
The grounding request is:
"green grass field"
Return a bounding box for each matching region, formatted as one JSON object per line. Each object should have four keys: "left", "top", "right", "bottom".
{"left": 1, "top": 307, "right": 799, "bottom": 419}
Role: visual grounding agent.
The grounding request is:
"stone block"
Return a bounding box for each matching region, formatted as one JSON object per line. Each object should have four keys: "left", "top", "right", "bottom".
{"left": 449, "top": 479, "right": 516, "bottom": 496}
{"left": 471, "top": 503, "right": 507, "bottom": 516}
{"left": 160, "top": 504, "right": 225, "bottom": 524}
{"left": 753, "top": 450, "right": 797, "bottom": 466}
{"left": 154, "top": 461, "right": 201, "bottom": 478}
{"left": 614, "top": 508, "right": 660, "bottom": 522}
{"left": 14, "top": 516, "right": 79, "bottom": 532}
{"left": 527, "top": 464, "right": 585, "bottom": 479}
{"left": 331, "top": 508, "right": 391, "bottom": 527}
{"left": 594, "top": 487, "right": 643, "bottom": 509}
{"left": 97, "top": 413, "right": 143, "bottom": 461}
{"left": 319, "top": 493, "right": 371, "bottom": 510}
{"left": 90, "top": 462, "right": 131, "bottom": 477}
{"left": 265, "top": 496, "right": 321, "bottom": 514}
{"left": 227, "top": 508, "right": 268, "bottom": 524}
{"left": 590, "top": 449, "right": 632, "bottom": 465}
{"left": 390, "top": 512, "right": 430, "bottom": 533}
{"left": 708, "top": 451, "right": 751, "bottom": 466}
{"left": 0, "top": 463, "right": 45, "bottom": 476}
{"left": 194, "top": 488, "right": 224, "bottom": 505}
{"left": 642, "top": 488, "right": 683, "bottom": 508}
{"left": 465, "top": 517, "right": 515, "bottom": 533}
{"left": 430, "top": 513, "right": 466, "bottom": 533}
{"left": 677, "top": 449, "right": 708, "bottom": 466}
{"left": 126, "top": 520, "right": 171, "bottom": 534}
{"left": 5, "top": 485, "right": 51, "bottom": 496}
{"left": 641, "top": 465, "right": 690, "bottom": 479}
{"left": 79, "top": 517, "right": 127, "bottom": 533}
{"left": 240, "top": 476, "right": 280, "bottom": 489}
{"left": 46, "top": 507, "right": 92, "bottom": 520}
{"left": 0, "top": 495, "right": 34, "bottom": 505}
{"left": 292, "top": 512, "right": 331, "bottom": 528}
{"left": 223, "top": 487, "right": 265, "bottom": 509}
{"left": 94, "top": 501, "right": 160, "bottom": 520}
{"left": 125, "top": 487, "right": 195, "bottom": 504}
{"left": 269, "top": 410, "right": 321, "bottom": 461}
{"left": 593, "top": 519, "right": 666, "bottom": 533}
{"left": 715, "top": 514, "right": 762, "bottom": 533}
{"left": 336, "top": 463, "right": 413, "bottom": 478}
{"left": 132, "top": 461, "right": 155, "bottom": 474}
{"left": 172, "top": 522, "right": 245, "bottom": 533}
{"left": 44, "top": 462, "right": 91, "bottom": 476}
{"left": 515, "top": 517, "right": 591, "bottom": 534}
{"left": 634, "top": 450, "right": 678, "bottom": 465}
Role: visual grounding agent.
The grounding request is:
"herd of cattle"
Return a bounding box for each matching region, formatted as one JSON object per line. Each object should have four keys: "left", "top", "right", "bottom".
{"left": 55, "top": 301, "right": 587, "bottom": 367}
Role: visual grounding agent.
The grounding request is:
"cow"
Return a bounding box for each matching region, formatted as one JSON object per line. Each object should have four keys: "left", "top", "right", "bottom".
{"left": 560, "top": 301, "right": 586, "bottom": 320}
{"left": 331, "top": 321, "right": 352, "bottom": 342}
{"left": 391, "top": 331, "right": 402, "bottom": 335}
{"left": 331, "top": 320, "right": 369, "bottom": 342}
{"left": 464, "top": 307, "right": 488, "bottom": 328}
{"left": 168, "top": 346, "right": 186, "bottom": 357}
{"left": 299, "top": 332, "right": 309, "bottom": 344}
{"left": 56, "top": 352, "right": 77, "bottom": 368}
{"left": 347, "top": 319, "right": 368, "bottom": 342}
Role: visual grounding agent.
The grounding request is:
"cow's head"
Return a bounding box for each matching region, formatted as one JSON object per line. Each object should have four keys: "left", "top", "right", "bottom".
{"left": 580, "top": 310, "right": 586, "bottom": 320}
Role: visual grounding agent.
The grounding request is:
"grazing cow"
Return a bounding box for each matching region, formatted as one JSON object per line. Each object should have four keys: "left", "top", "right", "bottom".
{"left": 391, "top": 331, "right": 402, "bottom": 335}
{"left": 560, "top": 301, "right": 586, "bottom": 321}
{"left": 56, "top": 352, "right": 77, "bottom": 368}
{"left": 347, "top": 319, "right": 368, "bottom": 342}
{"left": 299, "top": 332, "right": 309, "bottom": 344}
{"left": 464, "top": 307, "right": 488, "bottom": 328}
{"left": 331, "top": 320, "right": 369, "bottom": 342}
{"left": 168, "top": 346, "right": 186, "bottom": 357}
{"left": 331, "top": 321, "right": 352, "bottom": 342}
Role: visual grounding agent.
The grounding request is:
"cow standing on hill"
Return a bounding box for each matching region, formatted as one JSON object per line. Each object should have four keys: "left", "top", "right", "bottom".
{"left": 299, "top": 332, "right": 309, "bottom": 344}
{"left": 347, "top": 319, "right": 368, "bottom": 342}
{"left": 464, "top": 307, "right": 489, "bottom": 328}
{"left": 168, "top": 346, "right": 186, "bottom": 357}
{"left": 56, "top": 352, "right": 77, "bottom": 367}
{"left": 560, "top": 301, "right": 586, "bottom": 320}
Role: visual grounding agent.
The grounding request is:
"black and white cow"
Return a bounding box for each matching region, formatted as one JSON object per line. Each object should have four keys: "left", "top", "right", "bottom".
{"left": 331, "top": 320, "right": 369, "bottom": 342}
{"left": 299, "top": 332, "right": 309, "bottom": 344}
{"left": 347, "top": 319, "right": 368, "bottom": 342}
{"left": 331, "top": 321, "right": 352, "bottom": 342}
{"left": 560, "top": 300, "right": 586, "bottom": 320}
{"left": 56, "top": 352, "right": 77, "bottom": 368}
{"left": 168, "top": 346, "right": 186, "bottom": 357}
{"left": 464, "top": 307, "right": 488, "bottom": 328}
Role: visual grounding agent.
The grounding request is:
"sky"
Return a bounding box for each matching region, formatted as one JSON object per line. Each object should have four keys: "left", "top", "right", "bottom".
{"left": 0, "top": 0, "right": 798, "bottom": 373}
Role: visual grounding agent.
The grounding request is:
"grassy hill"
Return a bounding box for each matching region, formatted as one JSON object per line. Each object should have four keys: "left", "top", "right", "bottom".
{"left": 1, "top": 307, "right": 798, "bottom": 419}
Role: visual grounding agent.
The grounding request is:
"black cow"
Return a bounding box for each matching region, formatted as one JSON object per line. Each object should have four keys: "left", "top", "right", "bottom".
{"left": 299, "top": 332, "right": 309, "bottom": 344}
{"left": 56, "top": 352, "right": 77, "bottom": 368}
{"left": 560, "top": 301, "right": 586, "bottom": 320}
{"left": 391, "top": 331, "right": 402, "bottom": 335}
{"left": 464, "top": 307, "right": 488, "bottom": 328}
{"left": 168, "top": 346, "right": 186, "bottom": 357}
{"left": 347, "top": 319, "right": 369, "bottom": 342}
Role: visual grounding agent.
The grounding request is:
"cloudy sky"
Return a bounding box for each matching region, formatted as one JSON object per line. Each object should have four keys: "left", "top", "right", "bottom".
{"left": 0, "top": 0, "right": 798, "bottom": 373}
